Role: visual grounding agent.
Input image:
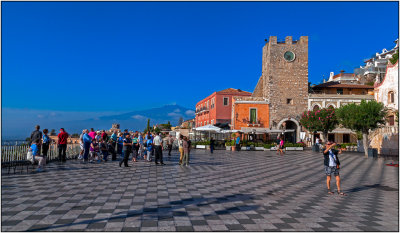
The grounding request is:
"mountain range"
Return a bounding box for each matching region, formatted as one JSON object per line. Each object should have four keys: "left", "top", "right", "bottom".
{"left": 78, "top": 104, "right": 195, "bottom": 131}
{"left": 2, "top": 104, "right": 195, "bottom": 139}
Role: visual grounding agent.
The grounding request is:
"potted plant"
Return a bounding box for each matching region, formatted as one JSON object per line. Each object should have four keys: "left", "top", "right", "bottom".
{"left": 225, "top": 141, "right": 232, "bottom": 151}
{"left": 285, "top": 142, "right": 297, "bottom": 151}
{"left": 255, "top": 142, "right": 264, "bottom": 151}
{"left": 263, "top": 143, "right": 273, "bottom": 151}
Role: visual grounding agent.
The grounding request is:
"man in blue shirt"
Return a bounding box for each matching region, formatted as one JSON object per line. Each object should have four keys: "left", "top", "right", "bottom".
{"left": 236, "top": 134, "right": 241, "bottom": 151}
{"left": 82, "top": 129, "right": 92, "bottom": 162}
{"left": 31, "top": 139, "right": 46, "bottom": 172}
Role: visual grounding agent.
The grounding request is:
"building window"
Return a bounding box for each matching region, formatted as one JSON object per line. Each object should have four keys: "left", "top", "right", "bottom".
{"left": 250, "top": 108, "right": 257, "bottom": 124}
{"left": 337, "top": 88, "right": 343, "bottom": 95}
{"left": 388, "top": 115, "right": 395, "bottom": 126}
{"left": 313, "top": 105, "right": 320, "bottom": 111}
{"left": 223, "top": 97, "right": 229, "bottom": 106}
{"left": 388, "top": 91, "right": 395, "bottom": 103}
{"left": 287, "top": 99, "right": 293, "bottom": 105}
{"left": 343, "top": 134, "right": 350, "bottom": 143}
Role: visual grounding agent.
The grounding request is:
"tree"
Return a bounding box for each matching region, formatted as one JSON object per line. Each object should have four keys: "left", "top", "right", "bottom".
{"left": 336, "top": 100, "right": 387, "bottom": 157}
{"left": 146, "top": 119, "right": 151, "bottom": 132}
{"left": 178, "top": 117, "right": 184, "bottom": 126}
{"left": 390, "top": 49, "right": 398, "bottom": 65}
{"left": 300, "top": 107, "right": 338, "bottom": 141}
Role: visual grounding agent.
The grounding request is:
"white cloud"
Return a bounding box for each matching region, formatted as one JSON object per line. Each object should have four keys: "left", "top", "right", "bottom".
{"left": 131, "top": 115, "right": 146, "bottom": 120}
{"left": 168, "top": 112, "right": 181, "bottom": 117}
{"left": 37, "top": 114, "right": 45, "bottom": 118}
{"left": 185, "top": 110, "right": 195, "bottom": 116}
{"left": 173, "top": 109, "right": 181, "bottom": 113}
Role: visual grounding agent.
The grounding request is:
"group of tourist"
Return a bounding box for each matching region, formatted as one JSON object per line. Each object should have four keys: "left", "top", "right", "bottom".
{"left": 28, "top": 125, "right": 194, "bottom": 172}
{"left": 29, "top": 125, "right": 68, "bottom": 172}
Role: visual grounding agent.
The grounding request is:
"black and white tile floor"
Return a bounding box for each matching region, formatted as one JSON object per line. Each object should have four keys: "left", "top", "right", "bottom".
{"left": 1, "top": 149, "right": 398, "bottom": 231}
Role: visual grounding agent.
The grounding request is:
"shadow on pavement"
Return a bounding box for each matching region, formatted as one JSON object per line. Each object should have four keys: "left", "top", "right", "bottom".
{"left": 27, "top": 193, "right": 259, "bottom": 231}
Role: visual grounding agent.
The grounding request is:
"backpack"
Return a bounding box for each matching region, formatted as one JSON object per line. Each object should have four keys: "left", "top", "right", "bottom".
{"left": 147, "top": 140, "right": 152, "bottom": 147}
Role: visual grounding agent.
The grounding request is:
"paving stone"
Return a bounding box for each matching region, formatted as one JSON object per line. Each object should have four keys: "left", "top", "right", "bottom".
{"left": 1, "top": 150, "right": 398, "bottom": 231}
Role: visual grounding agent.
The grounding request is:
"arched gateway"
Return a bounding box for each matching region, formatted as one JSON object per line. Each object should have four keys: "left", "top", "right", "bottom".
{"left": 277, "top": 118, "right": 300, "bottom": 143}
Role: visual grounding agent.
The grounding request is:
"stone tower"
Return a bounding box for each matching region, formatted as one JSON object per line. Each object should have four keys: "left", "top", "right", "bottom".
{"left": 253, "top": 36, "right": 308, "bottom": 131}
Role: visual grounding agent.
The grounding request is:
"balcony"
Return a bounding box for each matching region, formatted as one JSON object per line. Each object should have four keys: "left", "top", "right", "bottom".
{"left": 195, "top": 107, "right": 210, "bottom": 114}
{"left": 239, "top": 118, "right": 262, "bottom": 127}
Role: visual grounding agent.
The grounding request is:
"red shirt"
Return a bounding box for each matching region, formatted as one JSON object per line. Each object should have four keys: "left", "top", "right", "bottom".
{"left": 58, "top": 132, "right": 69, "bottom": 144}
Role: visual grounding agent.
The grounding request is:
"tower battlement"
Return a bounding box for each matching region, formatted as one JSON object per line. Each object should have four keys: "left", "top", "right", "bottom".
{"left": 265, "top": 36, "right": 308, "bottom": 45}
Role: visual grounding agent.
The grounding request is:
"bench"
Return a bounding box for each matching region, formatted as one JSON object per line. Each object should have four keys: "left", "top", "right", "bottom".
{"left": 2, "top": 160, "right": 33, "bottom": 174}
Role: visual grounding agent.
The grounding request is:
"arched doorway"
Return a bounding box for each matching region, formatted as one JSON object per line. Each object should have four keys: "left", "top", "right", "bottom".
{"left": 282, "top": 120, "right": 297, "bottom": 143}
{"left": 277, "top": 118, "right": 301, "bottom": 144}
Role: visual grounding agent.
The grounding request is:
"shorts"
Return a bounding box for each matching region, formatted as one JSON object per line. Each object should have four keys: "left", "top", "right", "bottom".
{"left": 325, "top": 166, "right": 339, "bottom": 176}
{"left": 80, "top": 143, "right": 84, "bottom": 150}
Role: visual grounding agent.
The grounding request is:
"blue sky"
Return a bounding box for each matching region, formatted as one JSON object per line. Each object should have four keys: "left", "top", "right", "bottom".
{"left": 2, "top": 1, "right": 399, "bottom": 136}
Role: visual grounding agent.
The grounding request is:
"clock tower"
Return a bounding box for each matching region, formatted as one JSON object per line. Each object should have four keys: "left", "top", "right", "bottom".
{"left": 252, "top": 36, "right": 308, "bottom": 142}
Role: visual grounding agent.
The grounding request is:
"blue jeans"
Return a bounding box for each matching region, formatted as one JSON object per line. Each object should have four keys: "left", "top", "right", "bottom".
{"left": 102, "top": 151, "right": 109, "bottom": 161}
{"left": 83, "top": 142, "right": 91, "bottom": 160}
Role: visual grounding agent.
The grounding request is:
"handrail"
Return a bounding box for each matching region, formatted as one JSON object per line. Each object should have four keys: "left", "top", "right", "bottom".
{"left": 1, "top": 144, "right": 81, "bottom": 163}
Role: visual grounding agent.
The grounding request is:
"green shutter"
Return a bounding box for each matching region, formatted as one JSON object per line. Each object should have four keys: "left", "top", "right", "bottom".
{"left": 250, "top": 109, "right": 257, "bottom": 123}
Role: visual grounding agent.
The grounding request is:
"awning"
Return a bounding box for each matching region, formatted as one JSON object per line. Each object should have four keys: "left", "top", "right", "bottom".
{"left": 241, "top": 127, "right": 269, "bottom": 134}
{"left": 194, "top": 124, "right": 221, "bottom": 132}
{"left": 220, "top": 129, "right": 241, "bottom": 133}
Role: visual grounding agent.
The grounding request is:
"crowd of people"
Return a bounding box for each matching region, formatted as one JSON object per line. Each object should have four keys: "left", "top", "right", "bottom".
{"left": 28, "top": 125, "right": 194, "bottom": 172}
{"left": 27, "top": 125, "right": 346, "bottom": 195}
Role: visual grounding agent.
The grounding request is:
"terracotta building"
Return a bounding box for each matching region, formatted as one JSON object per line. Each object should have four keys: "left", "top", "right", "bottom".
{"left": 195, "top": 88, "right": 251, "bottom": 127}
{"left": 231, "top": 96, "right": 269, "bottom": 133}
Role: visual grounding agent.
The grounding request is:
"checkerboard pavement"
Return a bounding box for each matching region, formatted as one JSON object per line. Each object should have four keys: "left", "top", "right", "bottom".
{"left": 1, "top": 149, "right": 398, "bottom": 231}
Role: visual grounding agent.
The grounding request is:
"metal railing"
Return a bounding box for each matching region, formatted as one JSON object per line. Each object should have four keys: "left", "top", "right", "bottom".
{"left": 1, "top": 144, "right": 81, "bottom": 163}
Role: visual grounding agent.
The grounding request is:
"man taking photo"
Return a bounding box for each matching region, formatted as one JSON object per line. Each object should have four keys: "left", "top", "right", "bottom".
{"left": 323, "top": 140, "right": 346, "bottom": 196}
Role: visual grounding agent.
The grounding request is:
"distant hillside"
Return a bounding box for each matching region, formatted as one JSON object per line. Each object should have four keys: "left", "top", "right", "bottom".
{"left": 71, "top": 104, "right": 195, "bottom": 132}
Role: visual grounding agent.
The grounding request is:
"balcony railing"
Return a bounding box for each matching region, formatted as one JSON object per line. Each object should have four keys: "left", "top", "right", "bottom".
{"left": 195, "top": 107, "right": 210, "bottom": 114}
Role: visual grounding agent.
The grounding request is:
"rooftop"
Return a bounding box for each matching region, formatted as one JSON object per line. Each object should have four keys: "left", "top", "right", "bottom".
{"left": 217, "top": 88, "right": 252, "bottom": 95}
{"left": 312, "top": 81, "right": 374, "bottom": 89}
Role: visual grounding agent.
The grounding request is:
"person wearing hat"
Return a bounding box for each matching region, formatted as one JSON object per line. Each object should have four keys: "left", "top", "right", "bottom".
{"left": 323, "top": 141, "right": 345, "bottom": 196}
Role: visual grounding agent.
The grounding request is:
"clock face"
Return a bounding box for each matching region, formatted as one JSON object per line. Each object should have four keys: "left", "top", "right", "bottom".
{"left": 284, "top": 51, "right": 295, "bottom": 62}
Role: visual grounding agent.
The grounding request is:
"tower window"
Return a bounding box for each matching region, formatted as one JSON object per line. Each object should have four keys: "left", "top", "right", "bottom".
{"left": 337, "top": 88, "right": 343, "bottom": 95}
{"left": 287, "top": 99, "right": 293, "bottom": 105}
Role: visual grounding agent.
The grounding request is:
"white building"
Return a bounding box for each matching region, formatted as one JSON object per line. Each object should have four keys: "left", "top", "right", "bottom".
{"left": 354, "top": 39, "right": 399, "bottom": 84}
{"left": 308, "top": 82, "right": 375, "bottom": 144}
{"left": 369, "top": 55, "right": 399, "bottom": 155}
